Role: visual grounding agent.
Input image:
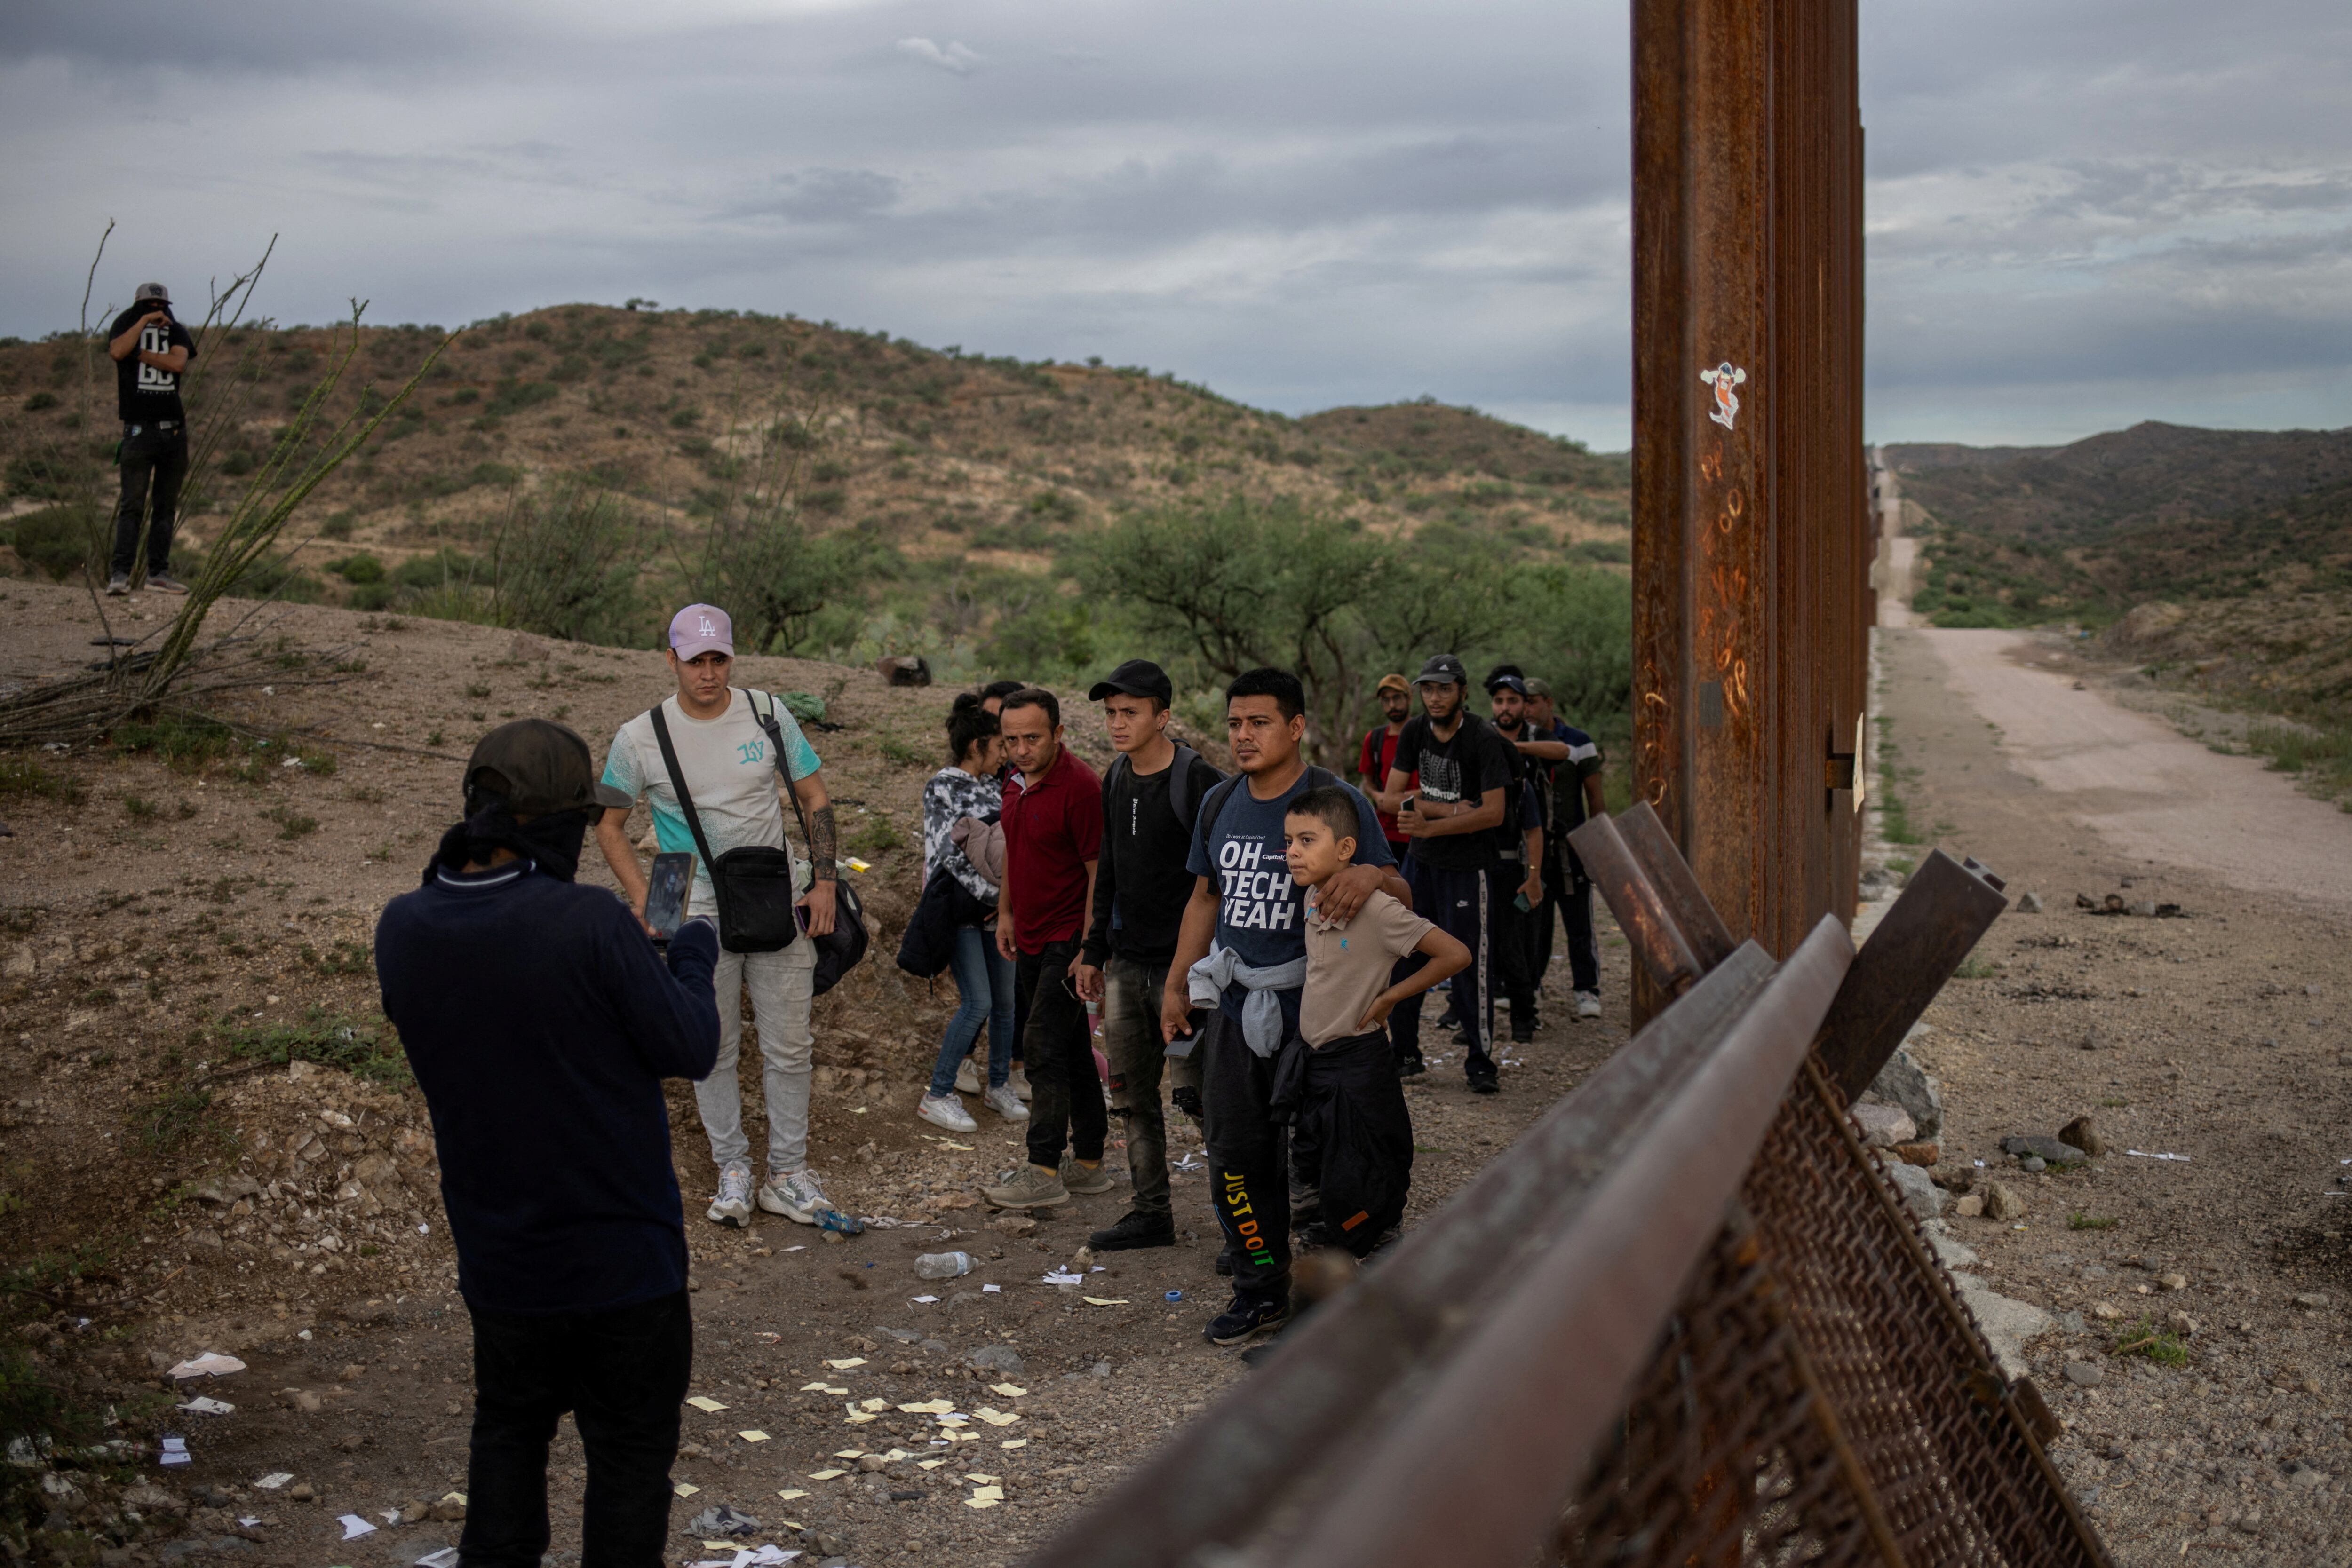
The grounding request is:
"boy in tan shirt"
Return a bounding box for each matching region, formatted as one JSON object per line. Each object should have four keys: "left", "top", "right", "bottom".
{"left": 1281, "top": 786, "right": 1470, "bottom": 1256}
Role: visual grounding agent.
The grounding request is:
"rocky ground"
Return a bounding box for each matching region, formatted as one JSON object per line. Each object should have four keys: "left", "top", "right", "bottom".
{"left": 1869, "top": 626, "right": 2352, "bottom": 1567}
{"left": 0, "top": 579, "right": 1636, "bottom": 1568}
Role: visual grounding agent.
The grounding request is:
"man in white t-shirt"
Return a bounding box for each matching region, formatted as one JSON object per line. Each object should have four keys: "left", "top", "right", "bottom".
{"left": 594, "top": 603, "right": 842, "bottom": 1228}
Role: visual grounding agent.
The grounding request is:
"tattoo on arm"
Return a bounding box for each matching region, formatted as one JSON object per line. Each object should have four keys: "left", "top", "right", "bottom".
{"left": 807, "top": 802, "right": 838, "bottom": 879}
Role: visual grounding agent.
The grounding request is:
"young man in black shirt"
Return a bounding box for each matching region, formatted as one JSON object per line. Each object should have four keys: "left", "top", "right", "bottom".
{"left": 1527, "top": 678, "right": 1608, "bottom": 1018}
{"left": 1381, "top": 653, "right": 1517, "bottom": 1093}
{"left": 1074, "top": 658, "right": 1225, "bottom": 1252}
{"left": 1484, "top": 667, "right": 1554, "bottom": 1041}
{"left": 105, "top": 283, "right": 197, "bottom": 596}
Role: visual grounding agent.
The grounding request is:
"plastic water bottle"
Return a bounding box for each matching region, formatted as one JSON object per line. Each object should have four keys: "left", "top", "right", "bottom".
{"left": 914, "top": 1251, "right": 975, "bottom": 1280}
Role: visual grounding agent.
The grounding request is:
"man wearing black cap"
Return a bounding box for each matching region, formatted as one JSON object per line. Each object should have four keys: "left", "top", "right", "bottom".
{"left": 1482, "top": 665, "right": 1553, "bottom": 1042}
{"left": 1074, "top": 659, "right": 1224, "bottom": 1251}
{"left": 1381, "top": 654, "right": 1518, "bottom": 1092}
{"left": 104, "top": 282, "right": 196, "bottom": 596}
{"left": 376, "top": 720, "right": 722, "bottom": 1568}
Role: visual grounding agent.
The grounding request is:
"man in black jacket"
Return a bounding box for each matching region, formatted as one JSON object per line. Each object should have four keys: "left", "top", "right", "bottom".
{"left": 104, "top": 282, "right": 196, "bottom": 596}
{"left": 1074, "top": 659, "right": 1224, "bottom": 1251}
{"left": 377, "top": 719, "right": 721, "bottom": 1568}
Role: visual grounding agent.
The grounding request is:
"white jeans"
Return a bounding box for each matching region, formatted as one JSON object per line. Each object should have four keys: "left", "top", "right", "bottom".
{"left": 694, "top": 929, "right": 818, "bottom": 1177}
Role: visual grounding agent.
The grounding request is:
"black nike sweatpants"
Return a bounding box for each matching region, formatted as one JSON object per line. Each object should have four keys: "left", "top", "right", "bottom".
{"left": 1388, "top": 860, "right": 1494, "bottom": 1079}
{"left": 1201, "top": 1006, "right": 1293, "bottom": 1307}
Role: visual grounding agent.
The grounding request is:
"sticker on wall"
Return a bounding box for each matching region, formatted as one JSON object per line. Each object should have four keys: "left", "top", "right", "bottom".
{"left": 1700, "top": 362, "right": 1748, "bottom": 430}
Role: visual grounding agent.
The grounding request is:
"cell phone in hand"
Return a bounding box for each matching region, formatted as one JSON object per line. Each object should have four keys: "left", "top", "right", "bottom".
{"left": 1513, "top": 890, "right": 1533, "bottom": 913}
{"left": 644, "top": 852, "right": 694, "bottom": 944}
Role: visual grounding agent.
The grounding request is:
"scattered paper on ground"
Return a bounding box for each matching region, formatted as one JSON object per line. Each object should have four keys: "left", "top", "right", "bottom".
{"left": 974, "top": 1408, "right": 1019, "bottom": 1427}
{"left": 2124, "top": 1149, "right": 2192, "bottom": 1162}
{"left": 911, "top": 1294, "right": 939, "bottom": 1304}
{"left": 169, "top": 1353, "right": 247, "bottom": 1380}
{"left": 808, "top": 1469, "right": 845, "bottom": 1481}
{"left": 832, "top": 1449, "right": 864, "bottom": 1460}
{"left": 1082, "top": 1296, "right": 1129, "bottom": 1307}
{"left": 776, "top": 1489, "right": 808, "bottom": 1501}
{"left": 824, "top": 1357, "right": 867, "bottom": 1370}
{"left": 899, "top": 1398, "right": 954, "bottom": 1414}
{"left": 674, "top": 1483, "right": 700, "bottom": 1497}
{"left": 685, "top": 1396, "right": 728, "bottom": 1412}
{"left": 860, "top": 1396, "right": 890, "bottom": 1412}
{"left": 254, "top": 1473, "right": 293, "bottom": 1490}
{"left": 416, "top": 1550, "right": 461, "bottom": 1568}
{"left": 843, "top": 1413, "right": 877, "bottom": 1424}
{"left": 918, "top": 1458, "right": 945, "bottom": 1470}
{"left": 990, "top": 1383, "right": 1026, "bottom": 1397}
{"left": 964, "top": 1496, "right": 1000, "bottom": 1510}
{"left": 1000, "top": 1438, "right": 1028, "bottom": 1449}
{"left": 737, "top": 1430, "right": 770, "bottom": 1443}
{"left": 1042, "top": 1270, "right": 1083, "bottom": 1285}
{"left": 338, "top": 1514, "right": 377, "bottom": 1540}
{"left": 967, "top": 1473, "right": 999, "bottom": 1485}
{"left": 982, "top": 1283, "right": 1001, "bottom": 1293}
{"left": 178, "top": 1397, "right": 234, "bottom": 1415}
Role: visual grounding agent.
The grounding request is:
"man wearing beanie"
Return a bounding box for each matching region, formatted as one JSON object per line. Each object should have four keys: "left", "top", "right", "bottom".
{"left": 376, "top": 718, "right": 722, "bottom": 1568}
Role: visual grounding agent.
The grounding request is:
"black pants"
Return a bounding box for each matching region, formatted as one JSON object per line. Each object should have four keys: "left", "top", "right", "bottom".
{"left": 1488, "top": 857, "right": 1540, "bottom": 1042}
{"left": 1018, "top": 939, "right": 1105, "bottom": 1171}
{"left": 111, "top": 426, "right": 187, "bottom": 579}
{"left": 1201, "top": 1007, "right": 1293, "bottom": 1305}
{"left": 464, "top": 1289, "right": 691, "bottom": 1568}
{"left": 1279, "top": 1029, "right": 1414, "bottom": 1256}
{"left": 1539, "top": 847, "right": 1600, "bottom": 994}
{"left": 1389, "top": 861, "right": 1494, "bottom": 1079}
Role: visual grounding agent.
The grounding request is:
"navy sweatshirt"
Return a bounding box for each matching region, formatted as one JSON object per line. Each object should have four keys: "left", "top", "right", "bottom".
{"left": 375, "top": 861, "right": 720, "bottom": 1315}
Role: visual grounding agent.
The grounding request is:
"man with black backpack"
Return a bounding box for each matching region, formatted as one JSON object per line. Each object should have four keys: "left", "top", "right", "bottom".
{"left": 1073, "top": 659, "right": 1224, "bottom": 1253}
{"left": 594, "top": 604, "right": 845, "bottom": 1232}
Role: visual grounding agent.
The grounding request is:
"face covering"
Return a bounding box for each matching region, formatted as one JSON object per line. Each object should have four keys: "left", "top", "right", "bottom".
{"left": 426, "top": 797, "right": 592, "bottom": 885}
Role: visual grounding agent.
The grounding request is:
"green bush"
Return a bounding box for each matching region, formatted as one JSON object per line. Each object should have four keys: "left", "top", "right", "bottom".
{"left": 4, "top": 449, "right": 80, "bottom": 501}
{"left": 330, "top": 552, "right": 385, "bottom": 584}
{"left": 4, "top": 503, "right": 100, "bottom": 580}
{"left": 113, "top": 710, "right": 242, "bottom": 771}
{"left": 0, "top": 758, "right": 83, "bottom": 802}
{"left": 490, "top": 484, "right": 649, "bottom": 645}
{"left": 21, "top": 391, "right": 58, "bottom": 412}
{"left": 484, "top": 379, "right": 558, "bottom": 417}
{"left": 318, "top": 509, "right": 358, "bottom": 540}
{"left": 215, "top": 1011, "right": 411, "bottom": 1086}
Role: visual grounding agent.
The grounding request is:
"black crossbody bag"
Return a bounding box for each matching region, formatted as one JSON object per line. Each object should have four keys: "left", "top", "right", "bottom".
{"left": 647, "top": 703, "right": 800, "bottom": 954}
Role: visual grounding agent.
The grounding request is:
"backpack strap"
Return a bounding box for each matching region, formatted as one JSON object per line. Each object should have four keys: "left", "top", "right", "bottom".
{"left": 1194, "top": 771, "right": 1248, "bottom": 867}
{"left": 646, "top": 704, "right": 719, "bottom": 876}
{"left": 747, "top": 689, "right": 820, "bottom": 876}
{"left": 1167, "top": 745, "right": 1201, "bottom": 829}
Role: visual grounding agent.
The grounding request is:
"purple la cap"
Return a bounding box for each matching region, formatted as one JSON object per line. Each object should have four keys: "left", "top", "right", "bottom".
{"left": 669, "top": 603, "right": 733, "bottom": 661}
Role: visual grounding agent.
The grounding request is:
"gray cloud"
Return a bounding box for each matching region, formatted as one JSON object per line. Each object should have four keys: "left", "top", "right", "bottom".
{"left": 2, "top": 0, "right": 2346, "bottom": 446}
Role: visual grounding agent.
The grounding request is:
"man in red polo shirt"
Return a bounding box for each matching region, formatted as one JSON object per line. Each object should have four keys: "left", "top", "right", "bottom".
{"left": 983, "top": 689, "right": 1108, "bottom": 1210}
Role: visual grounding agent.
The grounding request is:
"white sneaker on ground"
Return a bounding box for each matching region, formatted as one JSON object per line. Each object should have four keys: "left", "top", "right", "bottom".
{"left": 919, "top": 1091, "right": 979, "bottom": 1133}
{"left": 983, "top": 1085, "right": 1029, "bottom": 1122}
{"left": 105, "top": 574, "right": 130, "bottom": 597}
{"left": 707, "top": 1160, "right": 754, "bottom": 1227}
{"left": 954, "top": 1058, "right": 982, "bottom": 1096}
{"left": 1008, "top": 1065, "right": 1033, "bottom": 1102}
{"left": 758, "top": 1167, "right": 830, "bottom": 1224}
{"left": 1575, "top": 990, "right": 1603, "bottom": 1020}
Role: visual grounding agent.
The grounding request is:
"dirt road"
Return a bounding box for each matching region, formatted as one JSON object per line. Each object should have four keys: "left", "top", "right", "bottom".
{"left": 1925, "top": 627, "right": 2352, "bottom": 912}
{"left": 1874, "top": 625, "right": 2352, "bottom": 1566}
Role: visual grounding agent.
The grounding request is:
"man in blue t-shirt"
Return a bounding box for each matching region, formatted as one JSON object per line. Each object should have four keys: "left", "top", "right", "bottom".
{"left": 1160, "top": 667, "right": 1404, "bottom": 1347}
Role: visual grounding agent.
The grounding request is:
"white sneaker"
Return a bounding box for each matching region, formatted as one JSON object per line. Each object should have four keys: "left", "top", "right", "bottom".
{"left": 758, "top": 1168, "right": 830, "bottom": 1224}
{"left": 707, "top": 1160, "right": 754, "bottom": 1227}
{"left": 983, "top": 1085, "right": 1029, "bottom": 1122}
{"left": 954, "top": 1058, "right": 982, "bottom": 1096}
{"left": 1008, "top": 1065, "right": 1033, "bottom": 1102}
{"left": 1575, "top": 990, "right": 1603, "bottom": 1020}
{"left": 919, "top": 1092, "right": 979, "bottom": 1133}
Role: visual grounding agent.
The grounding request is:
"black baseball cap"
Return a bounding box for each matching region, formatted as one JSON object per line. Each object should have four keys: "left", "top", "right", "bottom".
{"left": 1483, "top": 664, "right": 1527, "bottom": 695}
{"left": 1088, "top": 658, "right": 1173, "bottom": 706}
{"left": 464, "top": 719, "right": 632, "bottom": 816}
{"left": 1413, "top": 653, "right": 1469, "bottom": 688}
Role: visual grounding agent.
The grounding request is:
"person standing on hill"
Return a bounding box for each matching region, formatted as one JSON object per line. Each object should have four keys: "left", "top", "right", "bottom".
{"left": 1382, "top": 654, "right": 1516, "bottom": 1092}
{"left": 593, "top": 604, "right": 844, "bottom": 1231}
{"left": 1483, "top": 667, "right": 1549, "bottom": 1042}
{"left": 982, "top": 689, "right": 1109, "bottom": 1211}
{"left": 1073, "top": 659, "right": 1225, "bottom": 1253}
{"left": 914, "top": 694, "right": 1027, "bottom": 1132}
{"left": 105, "top": 283, "right": 195, "bottom": 596}
{"left": 1525, "top": 677, "right": 1607, "bottom": 1019}
{"left": 1160, "top": 667, "right": 1404, "bottom": 1345}
{"left": 1357, "top": 673, "right": 1417, "bottom": 863}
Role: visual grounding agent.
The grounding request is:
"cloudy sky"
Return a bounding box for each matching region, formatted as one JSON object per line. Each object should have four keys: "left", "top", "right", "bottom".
{"left": 4, "top": 0, "right": 2347, "bottom": 449}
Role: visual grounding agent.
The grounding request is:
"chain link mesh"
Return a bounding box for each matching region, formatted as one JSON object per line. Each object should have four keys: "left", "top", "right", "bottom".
{"left": 1557, "top": 1055, "right": 2111, "bottom": 1568}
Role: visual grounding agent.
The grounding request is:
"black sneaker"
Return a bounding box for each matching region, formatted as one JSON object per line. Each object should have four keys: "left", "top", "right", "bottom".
{"left": 1468, "top": 1071, "right": 1500, "bottom": 1095}
{"left": 1088, "top": 1209, "right": 1175, "bottom": 1252}
{"left": 1396, "top": 1054, "right": 1426, "bottom": 1079}
{"left": 1170, "top": 1085, "right": 1202, "bottom": 1122}
{"left": 1215, "top": 1243, "right": 1236, "bottom": 1277}
{"left": 1205, "top": 1292, "right": 1290, "bottom": 1346}
{"left": 1434, "top": 1013, "right": 1462, "bottom": 1033}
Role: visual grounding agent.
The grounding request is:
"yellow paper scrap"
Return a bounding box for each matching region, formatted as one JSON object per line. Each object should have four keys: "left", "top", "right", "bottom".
{"left": 1000, "top": 1439, "right": 1028, "bottom": 1449}
{"left": 860, "top": 1397, "right": 890, "bottom": 1412}
{"left": 843, "top": 1413, "right": 878, "bottom": 1425}
{"left": 808, "top": 1469, "right": 846, "bottom": 1481}
{"left": 777, "top": 1490, "right": 809, "bottom": 1502}
{"left": 938, "top": 1140, "right": 974, "bottom": 1150}
{"left": 738, "top": 1430, "right": 771, "bottom": 1443}
{"left": 990, "top": 1383, "right": 1027, "bottom": 1398}
{"left": 825, "top": 1357, "right": 868, "bottom": 1370}
{"left": 684, "top": 1396, "right": 728, "bottom": 1412}
{"left": 968, "top": 1473, "right": 1000, "bottom": 1485}
{"left": 850, "top": 1106, "right": 868, "bottom": 1115}
{"left": 799, "top": 1382, "right": 830, "bottom": 1392}
{"left": 823, "top": 1386, "right": 849, "bottom": 1396}
{"left": 673, "top": 1483, "right": 701, "bottom": 1497}
{"left": 949, "top": 1429, "right": 980, "bottom": 1443}
{"left": 898, "top": 1399, "right": 954, "bottom": 1414}
{"left": 779, "top": 1520, "right": 804, "bottom": 1530}
{"left": 964, "top": 1496, "right": 1000, "bottom": 1510}
{"left": 845, "top": 857, "right": 872, "bottom": 872}
{"left": 969, "top": 1485, "right": 1004, "bottom": 1501}
{"left": 704, "top": 1542, "right": 735, "bottom": 1552}
{"left": 1081, "top": 1296, "right": 1129, "bottom": 1307}
{"left": 833, "top": 1450, "right": 866, "bottom": 1460}
{"left": 917, "top": 1459, "right": 946, "bottom": 1471}
{"left": 883, "top": 1449, "right": 914, "bottom": 1461}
